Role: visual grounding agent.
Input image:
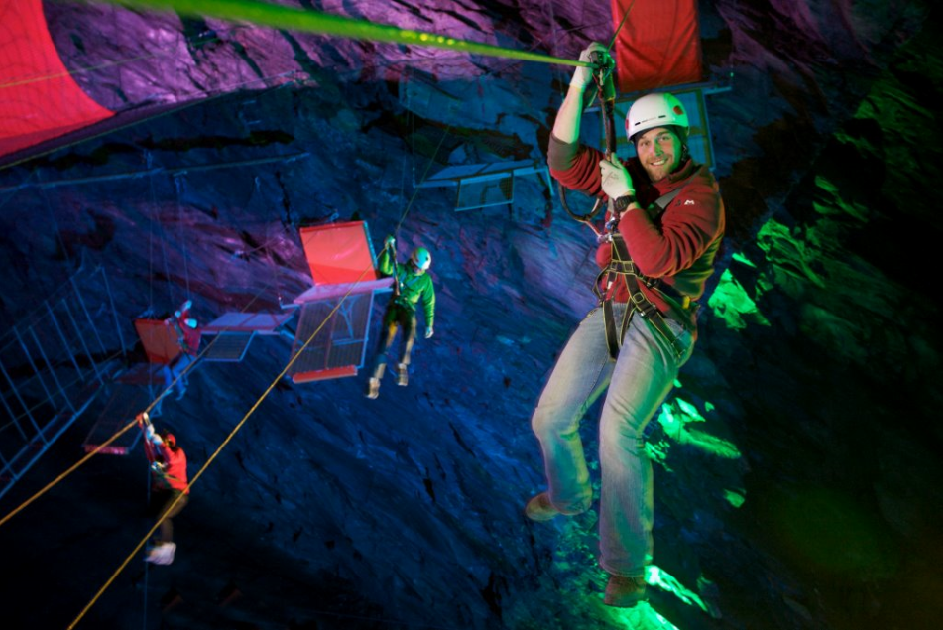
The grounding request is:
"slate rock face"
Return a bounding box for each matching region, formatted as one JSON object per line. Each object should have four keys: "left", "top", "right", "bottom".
{"left": 0, "top": 1, "right": 941, "bottom": 629}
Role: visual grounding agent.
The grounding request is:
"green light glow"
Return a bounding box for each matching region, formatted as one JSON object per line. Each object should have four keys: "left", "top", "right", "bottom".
{"left": 756, "top": 217, "right": 826, "bottom": 288}
{"left": 731, "top": 252, "right": 757, "bottom": 267}
{"left": 606, "top": 600, "right": 680, "bottom": 629}
{"left": 707, "top": 268, "right": 771, "bottom": 329}
{"left": 646, "top": 565, "right": 710, "bottom": 613}
{"left": 102, "top": 0, "right": 586, "bottom": 67}
{"left": 724, "top": 488, "right": 746, "bottom": 508}
{"left": 681, "top": 429, "right": 742, "bottom": 459}
{"left": 645, "top": 439, "right": 672, "bottom": 470}
{"left": 655, "top": 398, "right": 742, "bottom": 459}
{"left": 813, "top": 175, "right": 869, "bottom": 220}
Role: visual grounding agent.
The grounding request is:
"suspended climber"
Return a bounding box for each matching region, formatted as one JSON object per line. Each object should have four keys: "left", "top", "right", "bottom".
{"left": 152, "top": 299, "right": 201, "bottom": 417}
{"left": 524, "top": 42, "right": 726, "bottom": 607}
{"left": 365, "top": 234, "right": 435, "bottom": 399}
{"left": 136, "top": 411, "right": 190, "bottom": 566}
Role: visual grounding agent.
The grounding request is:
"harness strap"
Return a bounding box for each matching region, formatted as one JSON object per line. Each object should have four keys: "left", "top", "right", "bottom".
{"left": 598, "top": 187, "right": 690, "bottom": 361}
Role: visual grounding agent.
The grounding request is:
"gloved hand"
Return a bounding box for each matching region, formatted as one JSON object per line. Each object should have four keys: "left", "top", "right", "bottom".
{"left": 571, "top": 42, "right": 610, "bottom": 90}
{"left": 425, "top": 325, "right": 434, "bottom": 339}
{"left": 599, "top": 158, "right": 634, "bottom": 201}
{"left": 175, "top": 299, "right": 192, "bottom": 319}
{"left": 384, "top": 234, "right": 396, "bottom": 249}
{"left": 145, "top": 424, "right": 164, "bottom": 446}
{"left": 136, "top": 412, "right": 149, "bottom": 428}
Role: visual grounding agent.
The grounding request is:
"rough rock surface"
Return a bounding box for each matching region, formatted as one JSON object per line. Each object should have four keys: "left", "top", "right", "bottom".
{"left": 1, "top": 1, "right": 941, "bottom": 629}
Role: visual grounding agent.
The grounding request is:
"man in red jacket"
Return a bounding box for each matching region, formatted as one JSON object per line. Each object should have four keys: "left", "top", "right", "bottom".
{"left": 524, "top": 42, "right": 725, "bottom": 607}
{"left": 137, "top": 412, "right": 189, "bottom": 566}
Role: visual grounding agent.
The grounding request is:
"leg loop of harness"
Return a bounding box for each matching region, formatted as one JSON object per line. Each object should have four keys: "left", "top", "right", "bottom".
{"left": 600, "top": 231, "right": 690, "bottom": 362}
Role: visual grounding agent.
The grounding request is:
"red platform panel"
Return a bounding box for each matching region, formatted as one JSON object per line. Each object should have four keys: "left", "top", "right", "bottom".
{"left": 0, "top": 0, "right": 114, "bottom": 158}
{"left": 134, "top": 318, "right": 180, "bottom": 366}
{"left": 610, "top": 0, "right": 702, "bottom": 93}
{"left": 299, "top": 221, "right": 379, "bottom": 285}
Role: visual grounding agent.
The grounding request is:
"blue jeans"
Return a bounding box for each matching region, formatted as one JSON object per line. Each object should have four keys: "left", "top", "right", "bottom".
{"left": 531, "top": 304, "right": 693, "bottom": 577}
{"left": 371, "top": 302, "right": 417, "bottom": 377}
{"left": 162, "top": 352, "right": 194, "bottom": 398}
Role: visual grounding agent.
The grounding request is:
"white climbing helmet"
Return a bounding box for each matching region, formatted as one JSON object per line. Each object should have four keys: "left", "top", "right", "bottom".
{"left": 412, "top": 247, "right": 431, "bottom": 271}
{"left": 625, "top": 92, "right": 689, "bottom": 143}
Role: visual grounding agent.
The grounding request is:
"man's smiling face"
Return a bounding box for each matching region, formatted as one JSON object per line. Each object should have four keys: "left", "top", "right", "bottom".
{"left": 635, "top": 127, "right": 683, "bottom": 182}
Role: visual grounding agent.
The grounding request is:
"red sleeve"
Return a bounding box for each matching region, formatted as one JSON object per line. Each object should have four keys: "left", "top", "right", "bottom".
{"left": 547, "top": 134, "right": 606, "bottom": 197}
{"left": 618, "top": 174, "right": 723, "bottom": 281}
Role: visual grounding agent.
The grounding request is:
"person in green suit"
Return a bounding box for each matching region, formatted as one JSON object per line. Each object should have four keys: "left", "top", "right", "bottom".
{"left": 366, "top": 234, "right": 435, "bottom": 399}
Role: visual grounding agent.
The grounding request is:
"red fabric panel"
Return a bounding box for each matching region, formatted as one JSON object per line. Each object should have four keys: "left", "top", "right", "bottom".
{"left": 610, "top": 0, "right": 702, "bottom": 93}
{"left": 134, "top": 318, "right": 181, "bottom": 366}
{"left": 300, "top": 221, "right": 379, "bottom": 285}
{"left": 0, "top": 0, "right": 113, "bottom": 158}
{"left": 290, "top": 366, "right": 358, "bottom": 383}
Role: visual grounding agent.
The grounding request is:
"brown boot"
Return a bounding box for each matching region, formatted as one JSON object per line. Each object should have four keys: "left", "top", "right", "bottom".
{"left": 365, "top": 377, "right": 380, "bottom": 399}
{"left": 604, "top": 575, "right": 648, "bottom": 607}
{"left": 524, "top": 492, "right": 561, "bottom": 522}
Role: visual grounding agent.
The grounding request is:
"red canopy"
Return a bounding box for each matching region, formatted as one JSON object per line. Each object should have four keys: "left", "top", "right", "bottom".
{"left": 610, "top": 0, "right": 703, "bottom": 93}
{"left": 299, "top": 221, "right": 380, "bottom": 285}
{"left": 0, "top": 0, "right": 113, "bottom": 158}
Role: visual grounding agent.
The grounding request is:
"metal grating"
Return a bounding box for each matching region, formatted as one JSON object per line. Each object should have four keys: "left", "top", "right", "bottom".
{"left": 1, "top": 264, "right": 125, "bottom": 498}
{"left": 201, "top": 332, "right": 255, "bottom": 362}
{"left": 416, "top": 160, "right": 551, "bottom": 213}
{"left": 288, "top": 292, "right": 374, "bottom": 380}
{"left": 201, "top": 312, "right": 294, "bottom": 334}
{"left": 456, "top": 174, "right": 514, "bottom": 211}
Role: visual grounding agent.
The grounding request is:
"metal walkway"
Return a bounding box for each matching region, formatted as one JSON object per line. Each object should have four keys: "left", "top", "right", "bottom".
{"left": 0, "top": 265, "right": 128, "bottom": 500}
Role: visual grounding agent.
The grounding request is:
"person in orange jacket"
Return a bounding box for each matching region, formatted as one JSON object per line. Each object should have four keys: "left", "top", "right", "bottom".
{"left": 137, "top": 411, "right": 189, "bottom": 566}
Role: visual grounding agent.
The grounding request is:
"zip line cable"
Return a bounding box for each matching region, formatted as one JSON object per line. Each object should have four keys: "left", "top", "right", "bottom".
{"left": 67, "top": 264, "right": 374, "bottom": 629}
{"left": 147, "top": 152, "right": 178, "bottom": 308}
{"left": 0, "top": 348, "right": 126, "bottom": 436}
{"left": 173, "top": 175, "right": 192, "bottom": 301}
{"left": 0, "top": 25, "right": 249, "bottom": 90}
{"left": 98, "top": 0, "right": 593, "bottom": 70}
{"left": 393, "top": 122, "right": 452, "bottom": 236}
{"left": 62, "top": 84, "right": 459, "bottom": 621}
{"left": 0, "top": 0, "right": 609, "bottom": 516}
{"left": 5, "top": 3, "right": 635, "bottom": 622}
{"left": 0, "top": 71, "right": 296, "bottom": 174}
{"left": 1, "top": 32, "right": 460, "bottom": 519}
{"left": 607, "top": 0, "right": 638, "bottom": 53}
{"left": 0, "top": 274, "right": 277, "bottom": 530}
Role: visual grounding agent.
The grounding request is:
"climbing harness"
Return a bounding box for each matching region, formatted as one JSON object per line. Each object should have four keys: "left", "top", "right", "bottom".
{"left": 594, "top": 188, "right": 696, "bottom": 362}
{"left": 551, "top": 0, "right": 693, "bottom": 361}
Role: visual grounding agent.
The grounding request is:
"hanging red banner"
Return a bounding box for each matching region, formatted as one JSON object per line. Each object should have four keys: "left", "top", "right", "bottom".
{"left": 0, "top": 0, "right": 114, "bottom": 159}
{"left": 610, "top": 0, "right": 703, "bottom": 93}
